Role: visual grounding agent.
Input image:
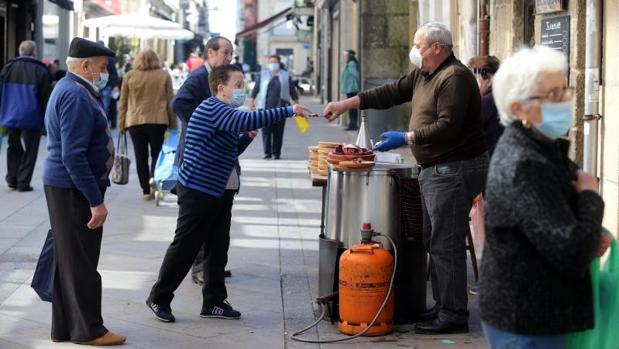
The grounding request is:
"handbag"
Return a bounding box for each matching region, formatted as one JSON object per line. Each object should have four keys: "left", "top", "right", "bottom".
{"left": 111, "top": 132, "right": 131, "bottom": 185}
{"left": 567, "top": 229, "right": 619, "bottom": 349}
{"left": 31, "top": 229, "right": 54, "bottom": 302}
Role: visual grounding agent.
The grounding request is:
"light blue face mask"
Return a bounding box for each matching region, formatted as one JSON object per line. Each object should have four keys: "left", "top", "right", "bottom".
{"left": 268, "top": 63, "right": 279, "bottom": 72}
{"left": 535, "top": 101, "right": 572, "bottom": 139}
{"left": 89, "top": 68, "right": 109, "bottom": 92}
{"left": 229, "top": 89, "right": 246, "bottom": 108}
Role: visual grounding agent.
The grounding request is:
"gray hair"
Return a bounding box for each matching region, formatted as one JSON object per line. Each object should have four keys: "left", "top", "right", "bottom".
{"left": 418, "top": 22, "right": 453, "bottom": 49}
{"left": 492, "top": 45, "right": 567, "bottom": 126}
{"left": 18, "top": 40, "right": 37, "bottom": 56}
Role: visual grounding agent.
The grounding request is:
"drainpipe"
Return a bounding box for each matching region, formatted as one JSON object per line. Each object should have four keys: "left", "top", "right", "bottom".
{"left": 478, "top": 0, "right": 489, "bottom": 56}
{"left": 584, "top": 0, "right": 602, "bottom": 176}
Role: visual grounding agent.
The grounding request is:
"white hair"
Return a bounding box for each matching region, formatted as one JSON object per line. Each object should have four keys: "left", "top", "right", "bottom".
{"left": 418, "top": 22, "right": 453, "bottom": 49}
{"left": 66, "top": 56, "right": 88, "bottom": 69}
{"left": 492, "top": 45, "right": 568, "bottom": 126}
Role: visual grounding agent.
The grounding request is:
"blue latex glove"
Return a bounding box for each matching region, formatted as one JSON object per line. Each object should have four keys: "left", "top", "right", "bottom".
{"left": 373, "top": 131, "right": 407, "bottom": 152}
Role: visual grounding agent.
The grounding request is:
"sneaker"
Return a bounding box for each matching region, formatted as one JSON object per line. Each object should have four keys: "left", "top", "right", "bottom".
{"left": 200, "top": 300, "right": 241, "bottom": 319}
{"left": 146, "top": 298, "right": 175, "bottom": 322}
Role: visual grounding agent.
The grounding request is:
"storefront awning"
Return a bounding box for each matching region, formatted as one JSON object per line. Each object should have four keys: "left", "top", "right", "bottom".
{"left": 83, "top": 14, "right": 194, "bottom": 40}
{"left": 235, "top": 7, "right": 293, "bottom": 41}
{"left": 49, "top": 0, "right": 74, "bottom": 11}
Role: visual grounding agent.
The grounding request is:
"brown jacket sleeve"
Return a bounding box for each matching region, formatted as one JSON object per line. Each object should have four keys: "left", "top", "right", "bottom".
{"left": 415, "top": 71, "right": 475, "bottom": 145}
{"left": 164, "top": 74, "right": 177, "bottom": 128}
{"left": 118, "top": 74, "right": 129, "bottom": 132}
{"left": 358, "top": 72, "right": 415, "bottom": 110}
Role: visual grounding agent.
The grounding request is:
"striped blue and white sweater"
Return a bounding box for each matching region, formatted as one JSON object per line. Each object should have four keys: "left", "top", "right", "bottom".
{"left": 179, "top": 96, "right": 293, "bottom": 197}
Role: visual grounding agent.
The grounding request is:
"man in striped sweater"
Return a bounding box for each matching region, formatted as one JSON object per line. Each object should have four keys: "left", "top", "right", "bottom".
{"left": 147, "top": 64, "right": 311, "bottom": 322}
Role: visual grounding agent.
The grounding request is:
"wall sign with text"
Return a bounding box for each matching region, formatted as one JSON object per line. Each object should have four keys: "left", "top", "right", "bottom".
{"left": 540, "top": 15, "right": 570, "bottom": 62}
{"left": 536, "top": 0, "right": 566, "bottom": 14}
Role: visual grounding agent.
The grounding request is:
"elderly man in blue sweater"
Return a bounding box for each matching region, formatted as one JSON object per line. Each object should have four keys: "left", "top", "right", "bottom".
{"left": 147, "top": 64, "right": 312, "bottom": 322}
{"left": 42, "top": 38, "right": 125, "bottom": 346}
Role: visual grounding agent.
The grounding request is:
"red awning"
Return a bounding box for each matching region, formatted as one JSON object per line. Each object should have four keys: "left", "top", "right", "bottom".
{"left": 235, "top": 7, "right": 293, "bottom": 41}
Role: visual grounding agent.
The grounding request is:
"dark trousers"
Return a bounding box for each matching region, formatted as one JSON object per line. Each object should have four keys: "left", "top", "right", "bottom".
{"left": 44, "top": 186, "right": 108, "bottom": 343}
{"left": 149, "top": 184, "right": 234, "bottom": 307}
{"left": 101, "top": 86, "right": 117, "bottom": 129}
{"left": 346, "top": 92, "right": 359, "bottom": 129}
{"left": 261, "top": 119, "right": 286, "bottom": 157}
{"left": 128, "top": 124, "right": 167, "bottom": 195}
{"left": 418, "top": 153, "right": 488, "bottom": 323}
{"left": 6, "top": 128, "right": 41, "bottom": 189}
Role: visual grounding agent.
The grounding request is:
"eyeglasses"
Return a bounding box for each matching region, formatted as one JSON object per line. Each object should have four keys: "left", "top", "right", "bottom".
{"left": 470, "top": 67, "right": 488, "bottom": 78}
{"left": 527, "top": 86, "right": 574, "bottom": 103}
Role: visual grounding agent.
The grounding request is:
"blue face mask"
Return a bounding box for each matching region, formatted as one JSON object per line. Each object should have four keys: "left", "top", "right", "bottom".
{"left": 268, "top": 63, "right": 279, "bottom": 72}
{"left": 535, "top": 101, "right": 572, "bottom": 139}
{"left": 229, "top": 89, "right": 246, "bottom": 108}
{"left": 89, "top": 67, "right": 109, "bottom": 92}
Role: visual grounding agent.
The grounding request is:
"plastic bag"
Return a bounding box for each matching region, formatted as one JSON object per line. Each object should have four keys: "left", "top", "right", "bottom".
{"left": 31, "top": 229, "right": 54, "bottom": 302}
{"left": 567, "top": 231, "right": 619, "bottom": 349}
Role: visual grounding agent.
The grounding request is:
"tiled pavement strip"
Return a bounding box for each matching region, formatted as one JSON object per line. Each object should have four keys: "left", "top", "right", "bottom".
{"left": 0, "top": 96, "right": 487, "bottom": 348}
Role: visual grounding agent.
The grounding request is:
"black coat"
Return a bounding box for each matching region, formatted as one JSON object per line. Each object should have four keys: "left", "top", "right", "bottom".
{"left": 479, "top": 121, "right": 604, "bottom": 335}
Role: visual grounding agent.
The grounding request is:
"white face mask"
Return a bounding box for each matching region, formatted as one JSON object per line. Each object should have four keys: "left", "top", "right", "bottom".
{"left": 409, "top": 47, "right": 423, "bottom": 69}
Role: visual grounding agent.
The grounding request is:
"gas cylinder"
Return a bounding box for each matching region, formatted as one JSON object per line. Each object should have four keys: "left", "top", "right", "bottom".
{"left": 338, "top": 223, "right": 394, "bottom": 336}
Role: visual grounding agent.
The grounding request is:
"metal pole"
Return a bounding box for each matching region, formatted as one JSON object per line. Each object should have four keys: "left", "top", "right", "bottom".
{"left": 584, "top": 0, "right": 602, "bottom": 176}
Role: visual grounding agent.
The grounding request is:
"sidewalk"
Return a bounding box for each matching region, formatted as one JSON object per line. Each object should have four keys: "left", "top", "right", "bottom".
{"left": 0, "top": 96, "right": 487, "bottom": 348}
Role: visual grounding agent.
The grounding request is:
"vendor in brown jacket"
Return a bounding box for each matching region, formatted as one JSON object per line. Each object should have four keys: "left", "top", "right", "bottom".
{"left": 119, "top": 48, "right": 177, "bottom": 200}
{"left": 323, "top": 22, "right": 488, "bottom": 335}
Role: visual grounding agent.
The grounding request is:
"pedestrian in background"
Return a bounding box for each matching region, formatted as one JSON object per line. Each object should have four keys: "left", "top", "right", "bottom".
{"left": 99, "top": 45, "right": 120, "bottom": 129}
{"left": 468, "top": 55, "right": 503, "bottom": 158}
{"left": 324, "top": 22, "right": 488, "bottom": 334}
{"left": 249, "top": 54, "right": 299, "bottom": 160}
{"left": 479, "top": 45, "right": 610, "bottom": 349}
{"left": 119, "top": 48, "right": 177, "bottom": 200}
{"left": 43, "top": 37, "right": 125, "bottom": 346}
{"left": 341, "top": 49, "right": 360, "bottom": 131}
{"left": 172, "top": 36, "right": 234, "bottom": 285}
{"left": 0, "top": 40, "right": 52, "bottom": 192}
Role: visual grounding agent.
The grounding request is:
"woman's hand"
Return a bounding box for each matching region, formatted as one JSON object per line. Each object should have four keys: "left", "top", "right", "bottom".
{"left": 575, "top": 170, "right": 599, "bottom": 194}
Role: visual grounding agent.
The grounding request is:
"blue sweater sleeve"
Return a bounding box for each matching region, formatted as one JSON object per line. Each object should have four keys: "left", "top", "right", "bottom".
{"left": 59, "top": 95, "right": 103, "bottom": 206}
{"left": 237, "top": 134, "right": 253, "bottom": 155}
{"left": 214, "top": 103, "right": 294, "bottom": 132}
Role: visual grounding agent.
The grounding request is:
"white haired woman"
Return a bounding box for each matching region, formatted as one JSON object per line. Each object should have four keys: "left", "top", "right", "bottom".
{"left": 479, "top": 45, "right": 611, "bottom": 348}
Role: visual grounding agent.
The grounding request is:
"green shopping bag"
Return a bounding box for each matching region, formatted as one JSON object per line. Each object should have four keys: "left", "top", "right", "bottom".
{"left": 567, "top": 231, "right": 619, "bottom": 349}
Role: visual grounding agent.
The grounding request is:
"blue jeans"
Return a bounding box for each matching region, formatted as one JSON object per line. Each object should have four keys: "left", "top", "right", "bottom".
{"left": 482, "top": 322, "right": 566, "bottom": 349}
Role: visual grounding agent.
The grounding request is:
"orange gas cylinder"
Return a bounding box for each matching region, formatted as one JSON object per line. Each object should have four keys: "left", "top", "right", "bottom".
{"left": 338, "top": 239, "right": 394, "bottom": 336}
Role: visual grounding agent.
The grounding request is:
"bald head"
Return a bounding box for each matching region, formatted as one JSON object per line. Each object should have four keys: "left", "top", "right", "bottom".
{"left": 19, "top": 40, "right": 37, "bottom": 57}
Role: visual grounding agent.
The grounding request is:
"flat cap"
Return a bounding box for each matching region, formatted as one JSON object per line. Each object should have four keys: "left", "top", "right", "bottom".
{"left": 345, "top": 49, "right": 356, "bottom": 56}
{"left": 68, "top": 37, "right": 115, "bottom": 58}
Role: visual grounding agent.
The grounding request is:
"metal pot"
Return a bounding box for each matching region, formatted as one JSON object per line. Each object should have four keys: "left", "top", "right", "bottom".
{"left": 324, "top": 163, "right": 418, "bottom": 250}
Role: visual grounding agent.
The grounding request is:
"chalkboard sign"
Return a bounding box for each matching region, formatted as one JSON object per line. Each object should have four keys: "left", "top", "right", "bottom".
{"left": 540, "top": 16, "right": 570, "bottom": 59}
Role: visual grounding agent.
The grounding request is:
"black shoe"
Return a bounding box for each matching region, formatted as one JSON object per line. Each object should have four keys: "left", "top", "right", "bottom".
{"left": 418, "top": 306, "right": 439, "bottom": 322}
{"left": 146, "top": 298, "right": 175, "bottom": 322}
{"left": 263, "top": 155, "right": 272, "bottom": 160}
{"left": 273, "top": 155, "right": 280, "bottom": 160}
{"left": 200, "top": 300, "right": 241, "bottom": 319}
{"left": 17, "top": 185, "right": 33, "bottom": 192}
{"left": 225, "top": 270, "right": 232, "bottom": 278}
{"left": 345, "top": 126, "right": 358, "bottom": 131}
{"left": 191, "top": 271, "right": 204, "bottom": 286}
{"left": 7, "top": 184, "right": 16, "bottom": 190}
{"left": 414, "top": 319, "right": 469, "bottom": 335}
